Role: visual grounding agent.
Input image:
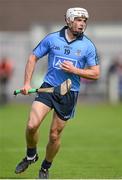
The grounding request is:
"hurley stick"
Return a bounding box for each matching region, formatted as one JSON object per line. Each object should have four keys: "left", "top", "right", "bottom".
{"left": 13, "top": 79, "right": 72, "bottom": 96}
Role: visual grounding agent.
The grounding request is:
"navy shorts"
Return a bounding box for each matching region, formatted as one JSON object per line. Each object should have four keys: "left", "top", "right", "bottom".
{"left": 34, "top": 82, "right": 78, "bottom": 121}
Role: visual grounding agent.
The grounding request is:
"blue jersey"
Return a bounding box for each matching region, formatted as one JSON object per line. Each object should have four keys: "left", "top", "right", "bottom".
{"left": 33, "top": 26, "right": 99, "bottom": 92}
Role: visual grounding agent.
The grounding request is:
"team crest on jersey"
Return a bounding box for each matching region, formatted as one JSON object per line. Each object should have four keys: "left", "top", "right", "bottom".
{"left": 53, "top": 56, "right": 77, "bottom": 69}
{"left": 75, "top": 49, "right": 81, "bottom": 56}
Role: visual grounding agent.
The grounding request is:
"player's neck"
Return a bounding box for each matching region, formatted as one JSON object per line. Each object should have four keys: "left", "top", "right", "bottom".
{"left": 65, "top": 29, "right": 76, "bottom": 42}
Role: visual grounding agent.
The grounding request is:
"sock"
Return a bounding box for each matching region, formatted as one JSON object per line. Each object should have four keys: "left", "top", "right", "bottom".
{"left": 41, "top": 159, "right": 52, "bottom": 170}
{"left": 26, "top": 147, "right": 37, "bottom": 158}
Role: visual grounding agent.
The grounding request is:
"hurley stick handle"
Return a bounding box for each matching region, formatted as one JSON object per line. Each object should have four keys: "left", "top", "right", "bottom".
{"left": 13, "top": 88, "right": 38, "bottom": 95}
{"left": 13, "top": 87, "right": 54, "bottom": 95}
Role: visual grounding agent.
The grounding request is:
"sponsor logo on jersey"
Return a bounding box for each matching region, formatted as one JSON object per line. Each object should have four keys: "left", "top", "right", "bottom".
{"left": 53, "top": 56, "right": 77, "bottom": 69}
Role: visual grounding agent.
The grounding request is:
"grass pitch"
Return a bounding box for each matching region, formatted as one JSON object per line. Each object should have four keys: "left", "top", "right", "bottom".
{"left": 0, "top": 102, "right": 122, "bottom": 179}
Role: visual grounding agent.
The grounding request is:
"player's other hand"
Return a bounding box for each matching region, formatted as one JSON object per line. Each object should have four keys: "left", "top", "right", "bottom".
{"left": 21, "top": 84, "right": 32, "bottom": 95}
{"left": 60, "top": 60, "right": 76, "bottom": 74}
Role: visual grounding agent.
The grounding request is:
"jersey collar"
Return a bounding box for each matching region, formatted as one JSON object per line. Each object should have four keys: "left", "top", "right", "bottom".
{"left": 60, "top": 26, "right": 83, "bottom": 44}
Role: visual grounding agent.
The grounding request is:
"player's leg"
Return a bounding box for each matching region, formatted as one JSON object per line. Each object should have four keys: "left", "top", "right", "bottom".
{"left": 39, "top": 112, "right": 67, "bottom": 178}
{"left": 15, "top": 101, "right": 51, "bottom": 174}
{"left": 26, "top": 101, "right": 51, "bottom": 148}
{"left": 46, "top": 111, "right": 67, "bottom": 161}
{"left": 38, "top": 91, "right": 79, "bottom": 179}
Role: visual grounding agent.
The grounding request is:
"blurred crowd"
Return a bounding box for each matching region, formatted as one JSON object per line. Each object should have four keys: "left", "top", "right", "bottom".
{"left": 0, "top": 57, "right": 14, "bottom": 105}
{"left": 107, "top": 52, "right": 122, "bottom": 103}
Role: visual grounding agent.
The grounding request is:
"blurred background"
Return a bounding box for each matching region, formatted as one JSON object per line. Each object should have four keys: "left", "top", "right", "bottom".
{"left": 0, "top": 0, "right": 122, "bottom": 105}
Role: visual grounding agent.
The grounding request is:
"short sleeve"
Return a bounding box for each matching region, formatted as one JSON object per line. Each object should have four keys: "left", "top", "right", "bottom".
{"left": 33, "top": 35, "right": 50, "bottom": 59}
{"left": 86, "top": 42, "right": 99, "bottom": 67}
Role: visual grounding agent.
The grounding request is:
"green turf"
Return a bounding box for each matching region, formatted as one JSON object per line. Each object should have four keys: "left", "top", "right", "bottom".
{"left": 0, "top": 102, "right": 122, "bottom": 179}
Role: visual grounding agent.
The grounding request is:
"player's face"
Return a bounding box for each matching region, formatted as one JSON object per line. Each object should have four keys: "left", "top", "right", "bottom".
{"left": 70, "top": 17, "right": 87, "bottom": 34}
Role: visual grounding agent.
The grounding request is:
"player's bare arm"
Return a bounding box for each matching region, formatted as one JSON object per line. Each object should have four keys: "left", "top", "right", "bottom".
{"left": 61, "top": 60, "right": 100, "bottom": 80}
{"left": 76, "top": 65, "right": 100, "bottom": 80}
{"left": 22, "top": 54, "right": 38, "bottom": 94}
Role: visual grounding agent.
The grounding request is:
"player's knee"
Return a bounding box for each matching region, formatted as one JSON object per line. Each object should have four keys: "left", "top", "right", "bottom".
{"left": 27, "top": 122, "right": 38, "bottom": 133}
{"left": 49, "top": 130, "right": 60, "bottom": 144}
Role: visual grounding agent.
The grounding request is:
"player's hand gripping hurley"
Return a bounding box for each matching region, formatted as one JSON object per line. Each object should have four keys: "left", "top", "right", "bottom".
{"left": 13, "top": 79, "right": 72, "bottom": 96}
